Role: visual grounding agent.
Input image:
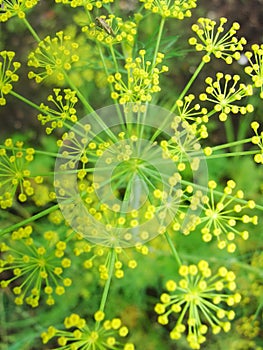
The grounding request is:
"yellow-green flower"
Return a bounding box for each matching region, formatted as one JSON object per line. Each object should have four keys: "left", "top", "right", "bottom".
{"left": 0, "top": 50, "right": 21, "bottom": 106}
{"left": 196, "top": 180, "right": 257, "bottom": 252}
{"left": 140, "top": 0, "right": 197, "bottom": 19}
{"left": 41, "top": 311, "right": 135, "bottom": 350}
{"left": 155, "top": 260, "right": 241, "bottom": 349}
{"left": 251, "top": 121, "right": 263, "bottom": 164}
{"left": 199, "top": 73, "right": 254, "bottom": 121}
{"left": 82, "top": 15, "right": 137, "bottom": 49}
{"left": 108, "top": 50, "right": 168, "bottom": 104}
{"left": 0, "top": 139, "right": 42, "bottom": 208}
{"left": 244, "top": 44, "right": 263, "bottom": 98}
{"left": 38, "top": 88, "right": 78, "bottom": 134}
{"left": 0, "top": 0, "right": 38, "bottom": 22}
{"left": 28, "top": 31, "right": 80, "bottom": 83}
{"left": 189, "top": 17, "right": 246, "bottom": 64}
{"left": 0, "top": 227, "right": 72, "bottom": 307}
{"left": 55, "top": 0, "right": 114, "bottom": 10}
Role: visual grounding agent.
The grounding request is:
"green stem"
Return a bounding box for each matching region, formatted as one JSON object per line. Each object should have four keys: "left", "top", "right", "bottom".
{"left": 0, "top": 204, "right": 59, "bottom": 237}
{"left": 22, "top": 17, "right": 41, "bottom": 42}
{"left": 164, "top": 231, "right": 182, "bottom": 266}
{"left": 224, "top": 117, "right": 235, "bottom": 144}
{"left": 96, "top": 249, "right": 116, "bottom": 328}
{"left": 10, "top": 90, "right": 45, "bottom": 114}
{"left": 152, "top": 16, "right": 166, "bottom": 65}
{"left": 170, "top": 59, "right": 207, "bottom": 114}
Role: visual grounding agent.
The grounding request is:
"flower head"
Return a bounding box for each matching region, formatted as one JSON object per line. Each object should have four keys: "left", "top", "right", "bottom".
{"left": 155, "top": 260, "right": 241, "bottom": 349}
{"left": 38, "top": 88, "right": 78, "bottom": 134}
{"left": 0, "top": 0, "right": 38, "bottom": 22}
{"left": 108, "top": 50, "right": 168, "bottom": 104}
{"left": 28, "top": 31, "right": 80, "bottom": 83}
{"left": 244, "top": 44, "right": 263, "bottom": 98}
{"left": 82, "top": 15, "right": 137, "bottom": 48}
{"left": 196, "top": 180, "right": 257, "bottom": 252}
{"left": 0, "top": 51, "right": 21, "bottom": 106}
{"left": 55, "top": 0, "right": 114, "bottom": 11}
{"left": 189, "top": 17, "right": 246, "bottom": 64}
{"left": 140, "top": 0, "right": 197, "bottom": 19}
{"left": 199, "top": 73, "right": 254, "bottom": 121}
{"left": 0, "top": 139, "right": 43, "bottom": 208}
{"left": 251, "top": 121, "right": 263, "bottom": 164}
{"left": 0, "top": 227, "right": 72, "bottom": 307}
{"left": 41, "top": 311, "right": 135, "bottom": 350}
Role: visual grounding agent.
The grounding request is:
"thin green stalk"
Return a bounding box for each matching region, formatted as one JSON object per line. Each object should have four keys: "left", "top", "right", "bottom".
{"left": 164, "top": 231, "right": 182, "bottom": 266}
{"left": 22, "top": 17, "right": 41, "bottom": 42}
{"left": 152, "top": 16, "right": 166, "bottom": 65}
{"left": 0, "top": 204, "right": 59, "bottom": 237}
{"left": 224, "top": 117, "right": 235, "bottom": 144}
{"left": 170, "top": 59, "right": 207, "bottom": 114}
{"left": 10, "top": 90, "right": 46, "bottom": 114}
{"left": 95, "top": 249, "right": 116, "bottom": 329}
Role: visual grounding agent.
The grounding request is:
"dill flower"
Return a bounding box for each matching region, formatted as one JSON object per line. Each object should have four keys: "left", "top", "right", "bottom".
{"left": 38, "top": 88, "right": 78, "bottom": 134}
{"left": 199, "top": 73, "right": 254, "bottom": 121}
{"left": 0, "top": 138, "right": 43, "bottom": 208}
{"left": 155, "top": 260, "right": 241, "bottom": 349}
{"left": 82, "top": 15, "right": 137, "bottom": 48}
{"left": 244, "top": 44, "right": 263, "bottom": 98}
{"left": 174, "top": 94, "right": 208, "bottom": 124}
{"left": 0, "top": 50, "right": 21, "bottom": 106}
{"left": 0, "top": 227, "right": 72, "bottom": 307}
{"left": 41, "top": 311, "right": 135, "bottom": 349}
{"left": 236, "top": 316, "right": 261, "bottom": 339}
{"left": 108, "top": 50, "right": 168, "bottom": 104}
{"left": 28, "top": 31, "right": 80, "bottom": 83}
{"left": 140, "top": 0, "right": 197, "bottom": 19}
{"left": 189, "top": 17, "right": 246, "bottom": 64}
{"left": 73, "top": 234, "right": 142, "bottom": 280}
{"left": 251, "top": 121, "right": 263, "bottom": 164}
{"left": 0, "top": 0, "right": 38, "bottom": 22}
{"left": 55, "top": 0, "right": 114, "bottom": 11}
{"left": 196, "top": 180, "right": 257, "bottom": 253}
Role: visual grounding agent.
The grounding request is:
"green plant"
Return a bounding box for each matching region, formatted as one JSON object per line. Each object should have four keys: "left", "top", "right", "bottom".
{"left": 0, "top": 1, "right": 263, "bottom": 349}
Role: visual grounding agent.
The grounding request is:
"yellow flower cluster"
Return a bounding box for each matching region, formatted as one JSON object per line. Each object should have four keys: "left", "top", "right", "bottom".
{"left": 108, "top": 50, "right": 168, "bottom": 104}
{"left": 197, "top": 180, "right": 257, "bottom": 252}
{"left": 189, "top": 17, "right": 246, "bottom": 64}
{"left": 244, "top": 44, "right": 263, "bottom": 98}
{"left": 0, "top": 0, "right": 38, "bottom": 22}
{"left": 0, "top": 227, "right": 72, "bottom": 307}
{"left": 0, "top": 51, "right": 21, "bottom": 106}
{"left": 140, "top": 0, "right": 197, "bottom": 19}
{"left": 82, "top": 15, "right": 137, "bottom": 47}
{"left": 41, "top": 311, "right": 135, "bottom": 350}
{"left": 251, "top": 121, "right": 263, "bottom": 164}
{"left": 155, "top": 260, "right": 241, "bottom": 349}
{"left": 38, "top": 88, "right": 78, "bottom": 134}
{"left": 28, "top": 31, "right": 80, "bottom": 83}
{"left": 55, "top": 0, "right": 114, "bottom": 10}
{"left": 0, "top": 139, "right": 43, "bottom": 208}
{"left": 199, "top": 73, "right": 254, "bottom": 121}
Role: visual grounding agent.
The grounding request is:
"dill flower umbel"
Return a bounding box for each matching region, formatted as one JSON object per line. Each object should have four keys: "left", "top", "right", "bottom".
{"left": 0, "top": 227, "right": 72, "bottom": 307}
{"left": 28, "top": 31, "right": 80, "bottom": 83}
{"left": 0, "top": 50, "right": 21, "bottom": 106}
{"left": 251, "top": 121, "right": 263, "bottom": 164}
{"left": 55, "top": 0, "right": 114, "bottom": 10}
{"left": 38, "top": 88, "right": 78, "bottom": 134}
{"left": 0, "top": 138, "right": 43, "bottom": 208}
{"left": 155, "top": 260, "right": 241, "bottom": 349}
{"left": 41, "top": 311, "right": 135, "bottom": 350}
{"left": 140, "top": 0, "right": 197, "bottom": 19}
{"left": 0, "top": 0, "right": 38, "bottom": 22}
{"left": 82, "top": 15, "right": 137, "bottom": 48}
{"left": 196, "top": 180, "right": 257, "bottom": 253}
{"left": 189, "top": 17, "right": 246, "bottom": 63}
{"left": 199, "top": 73, "right": 254, "bottom": 121}
{"left": 108, "top": 50, "right": 168, "bottom": 104}
{"left": 244, "top": 44, "right": 263, "bottom": 98}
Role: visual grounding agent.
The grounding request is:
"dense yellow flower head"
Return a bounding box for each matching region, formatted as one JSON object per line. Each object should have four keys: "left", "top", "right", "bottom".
{"left": 0, "top": 0, "right": 38, "bottom": 22}
{"left": 140, "top": 0, "right": 197, "bottom": 19}
{"left": 245, "top": 44, "right": 263, "bottom": 99}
